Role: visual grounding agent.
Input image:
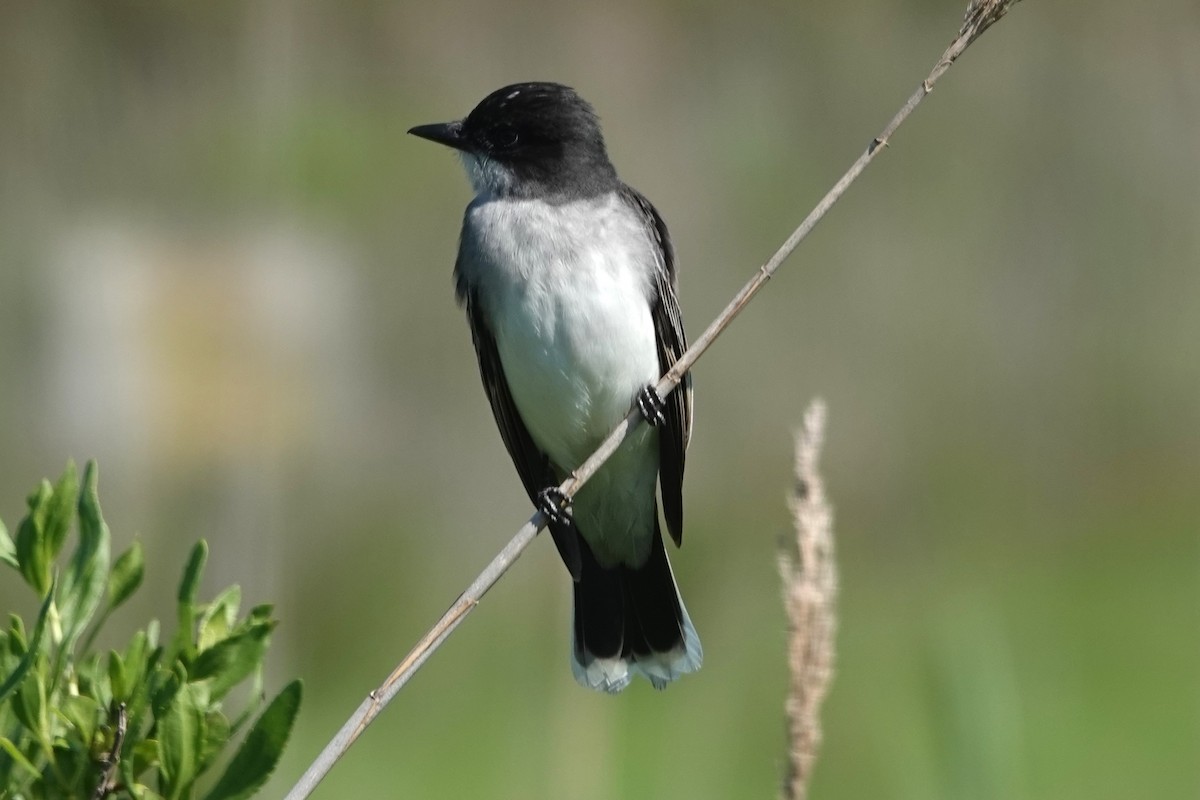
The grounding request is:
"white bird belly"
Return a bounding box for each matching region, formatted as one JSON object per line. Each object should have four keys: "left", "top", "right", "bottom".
{"left": 497, "top": 271, "right": 657, "bottom": 467}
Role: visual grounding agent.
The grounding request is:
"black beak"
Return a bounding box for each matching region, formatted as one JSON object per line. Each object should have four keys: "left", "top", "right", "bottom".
{"left": 408, "top": 121, "right": 470, "bottom": 151}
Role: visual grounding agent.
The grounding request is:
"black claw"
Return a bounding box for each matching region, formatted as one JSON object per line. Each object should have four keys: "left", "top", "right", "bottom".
{"left": 537, "top": 487, "right": 572, "bottom": 526}
{"left": 636, "top": 384, "right": 666, "bottom": 427}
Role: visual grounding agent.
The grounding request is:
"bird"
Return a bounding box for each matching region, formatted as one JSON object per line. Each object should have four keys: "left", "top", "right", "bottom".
{"left": 409, "top": 82, "right": 701, "bottom": 692}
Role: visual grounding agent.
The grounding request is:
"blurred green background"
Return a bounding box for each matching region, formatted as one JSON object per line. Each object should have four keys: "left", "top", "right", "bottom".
{"left": 2, "top": 1, "right": 1197, "bottom": 797}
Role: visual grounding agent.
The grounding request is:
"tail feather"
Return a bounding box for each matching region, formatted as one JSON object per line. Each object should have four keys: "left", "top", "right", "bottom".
{"left": 571, "top": 518, "right": 702, "bottom": 693}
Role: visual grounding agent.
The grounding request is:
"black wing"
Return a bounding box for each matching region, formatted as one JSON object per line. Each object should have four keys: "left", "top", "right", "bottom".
{"left": 461, "top": 290, "right": 583, "bottom": 580}
{"left": 620, "top": 185, "right": 693, "bottom": 547}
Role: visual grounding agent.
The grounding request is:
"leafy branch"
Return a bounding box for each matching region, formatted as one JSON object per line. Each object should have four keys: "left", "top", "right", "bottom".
{"left": 0, "top": 461, "right": 302, "bottom": 799}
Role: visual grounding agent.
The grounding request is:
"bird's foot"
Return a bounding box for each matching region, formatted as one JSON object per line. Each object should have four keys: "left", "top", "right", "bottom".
{"left": 635, "top": 384, "right": 666, "bottom": 427}
{"left": 536, "top": 486, "right": 572, "bottom": 526}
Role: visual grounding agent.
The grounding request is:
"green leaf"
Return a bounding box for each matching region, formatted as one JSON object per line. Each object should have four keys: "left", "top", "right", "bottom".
{"left": 172, "top": 541, "right": 208, "bottom": 664}
{"left": 197, "top": 585, "right": 241, "bottom": 651}
{"left": 47, "top": 745, "right": 92, "bottom": 798}
{"left": 15, "top": 480, "right": 54, "bottom": 595}
{"left": 178, "top": 541, "right": 207, "bottom": 607}
{"left": 127, "top": 738, "right": 161, "bottom": 784}
{"left": 197, "top": 709, "right": 230, "bottom": 772}
{"left": 0, "top": 735, "right": 42, "bottom": 781}
{"left": 121, "top": 631, "right": 152, "bottom": 702}
{"left": 11, "top": 464, "right": 80, "bottom": 597}
{"left": 76, "top": 652, "right": 112, "bottom": 709}
{"left": 8, "top": 614, "right": 28, "bottom": 654}
{"left": 0, "top": 632, "right": 15, "bottom": 682}
{"left": 245, "top": 604, "right": 273, "bottom": 625}
{"left": 190, "top": 621, "right": 275, "bottom": 702}
{"left": 0, "top": 588, "right": 53, "bottom": 705}
{"left": 131, "top": 784, "right": 168, "bottom": 800}
{"left": 0, "top": 517, "right": 17, "bottom": 569}
{"left": 12, "top": 666, "right": 46, "bottom": 738}
{"left": 56, "top": 461, "right": 111, "bottom": 674}
{"left": 126, "top": 643, "right": 165, "bottom": 741}
{"left": 151, "top": 664, "right": 185, "bottom": 722}
{"left": 109, "top": 650, "right": 130, "bottom": 702}
{"left": 43, "top": 461, "right": 80, "bottom": 568}
{"left": 109, "top": 540, "right": 146, "bottom": 610}
{"left": 202, "top": 680, "right": 302, "bottom": 800}
{"left": 158, "top": 682, "right": 206, "bottom": 800}
{"left": 56, "top": 694, "right": 103, "bottom": 747}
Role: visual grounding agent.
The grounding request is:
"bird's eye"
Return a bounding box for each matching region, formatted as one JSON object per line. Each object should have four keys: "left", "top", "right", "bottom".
{"left": 491, "top": 124, "right": 519, "bottom": 149}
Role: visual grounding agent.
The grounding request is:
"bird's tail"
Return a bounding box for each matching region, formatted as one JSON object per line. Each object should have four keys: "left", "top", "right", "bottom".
{"left": 570, "top": 519, "right": 702, "bottom": 693}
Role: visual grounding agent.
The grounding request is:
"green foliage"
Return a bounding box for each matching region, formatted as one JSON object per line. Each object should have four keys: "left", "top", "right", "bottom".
{"left": 0, "top": 462, "right": 302, "bottom": 799}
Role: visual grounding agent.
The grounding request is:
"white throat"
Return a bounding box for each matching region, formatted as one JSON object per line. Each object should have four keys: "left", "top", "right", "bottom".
{"left": 459, "top": 152, "right": 518, "bottom": 196}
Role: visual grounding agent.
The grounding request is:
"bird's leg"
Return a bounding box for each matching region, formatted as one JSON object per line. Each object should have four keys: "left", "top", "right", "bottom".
{"left": 537, "top": 486, "right": 572, "bottom": 526}
{"left": 635, "top": 384, "right": 666, "bottom": 427}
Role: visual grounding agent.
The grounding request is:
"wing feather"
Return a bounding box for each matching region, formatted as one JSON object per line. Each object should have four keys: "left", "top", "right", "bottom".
{"left": 619, "top": 186, "right": 693, "bottom": 547}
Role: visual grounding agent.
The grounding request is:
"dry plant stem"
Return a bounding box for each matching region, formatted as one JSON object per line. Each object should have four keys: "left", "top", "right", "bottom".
{"left": 780, "top": 401, "right": 836, "bottom": 800}
{"left": 91, "top": 702, "right": 127, "bottom": 800}
{"left": 284, "top": 4, "right": 1022, "bottom": 798}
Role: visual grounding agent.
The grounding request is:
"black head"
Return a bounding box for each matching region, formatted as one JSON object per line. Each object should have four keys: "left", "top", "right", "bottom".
{"left": 409, "top": 82, "right": 619, "bottom": 199}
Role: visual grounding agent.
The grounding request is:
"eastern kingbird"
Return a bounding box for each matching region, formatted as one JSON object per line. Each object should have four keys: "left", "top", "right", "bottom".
{"left": 410, "top": 82, "right": 701, "bottom": 692}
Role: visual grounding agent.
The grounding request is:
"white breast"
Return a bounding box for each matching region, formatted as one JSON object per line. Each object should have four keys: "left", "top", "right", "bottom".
{"left": 463, "top": 192, "right": 662, "bottom": 473}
